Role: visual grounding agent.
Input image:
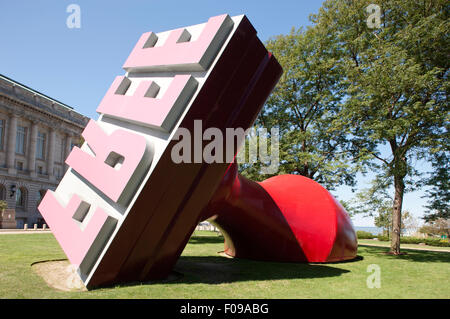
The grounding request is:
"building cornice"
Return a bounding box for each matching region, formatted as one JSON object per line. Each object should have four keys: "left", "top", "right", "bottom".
{"left": 0, "top": 167, "right": 60, "bottom": 186}
{"left": 0, "top": 76, "right": 89, "bottom": 131}
{"left": 0, "top": 94, "right": 87, "bottom": 136}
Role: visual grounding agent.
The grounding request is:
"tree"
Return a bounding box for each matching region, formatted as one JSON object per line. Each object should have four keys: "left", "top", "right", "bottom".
{"left": 376, "top": 210, "right": 415, "bottom": 237}
{"left": 401, "top": 211, "right": 418, "bottom": 236}
{"left": 312, "top": 0, "right": 449, "bottom": 254}
{"left": 419, "top": 218, "right": 450, "bottom": 237}
{"left": 348, "top": 183, "right": 413, "bottom": 237}
{"left": 239, "top": 26, "right": 356, "bottom": 191}
{"left": 347, "top": 180, "right": 393, "bottom": 237}
{"left": 422, "top": 151, "right": 450, "bottom": 222}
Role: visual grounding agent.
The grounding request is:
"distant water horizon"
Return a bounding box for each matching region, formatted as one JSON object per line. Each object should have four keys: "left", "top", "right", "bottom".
{"left": 354, "top": 226, "right": 383, "bottom": 235}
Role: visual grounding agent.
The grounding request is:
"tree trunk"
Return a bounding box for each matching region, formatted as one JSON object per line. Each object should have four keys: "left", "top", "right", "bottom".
{"left": 390, "top": 175, "right": 405, "bottom": 255}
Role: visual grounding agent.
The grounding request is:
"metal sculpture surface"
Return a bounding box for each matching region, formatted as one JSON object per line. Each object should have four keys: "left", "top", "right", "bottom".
{"left": 38, "top": 14, "right": 357, "bottom": 289}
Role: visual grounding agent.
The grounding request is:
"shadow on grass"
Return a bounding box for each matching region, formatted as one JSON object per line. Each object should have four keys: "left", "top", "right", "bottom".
{"left": 102, "top": 256, "right": 354, "bottom": 289}
{"left": 91, "top": 256, "right": 352, "bottom": 290}
{"left": 316, "top": 255, "right": 364, "bottom": 265}
{"left": 167, "top": 255, "right": 351, "bottom": 285}
{"left": 358, "top": 245, "right": 450, "bottom": 263}
{"left": 96, "top": 239, "right": 358, "bottom": 289}
{"left": 188, "top": 236, "right": 224, "bottom": 245}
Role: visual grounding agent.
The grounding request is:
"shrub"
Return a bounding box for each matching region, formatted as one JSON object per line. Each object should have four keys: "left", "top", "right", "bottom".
{"left": 422, "top": 238, "right": 450, "bottom": 247}
{"left": 356, "top": 231, "right": 375, "bottom": 239}
{"left": 374, "top": 235, "right": 450, "bottom": 247}
{"left": 0, "top": 200, "right": 7, "bottom": 211}
{"left": 400, "top": 237, "right": 422, "bottom": 245}
{"left": 439, "top": 240, "right": 450, "bottom": 247}
{"left": 377, "top": 235, "right": 389, "bottom": 242}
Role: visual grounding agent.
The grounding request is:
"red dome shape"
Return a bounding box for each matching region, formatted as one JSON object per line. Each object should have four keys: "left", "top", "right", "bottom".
{"left": 203, "top": 163, "right": 357, "bottom": 263}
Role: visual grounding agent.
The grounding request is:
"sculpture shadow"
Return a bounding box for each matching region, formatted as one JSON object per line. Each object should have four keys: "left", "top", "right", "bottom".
{"left": 187, "top": 234, "right": 225, "bottom": 244}
{"left": 167, "top": 255, "right": 351, "bottom": 285}
{"left": 93, "top": 257, "right": 350, "bottom": 290}
{"left": 86, "top": 233, "right": 356, "bottom": 290}
{"left": 315, "top": 255, "right": 364, "bottom": 265}
{"left": 159, "top": 234, "right": 354, "bottom": 285}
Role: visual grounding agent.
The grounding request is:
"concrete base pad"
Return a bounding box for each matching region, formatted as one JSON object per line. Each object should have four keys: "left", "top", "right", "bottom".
{"left": 32, "top": 259, "right": 184, "bottom": 291}
{"left": 32, "top": 260, "right": 87, "bottom": 292}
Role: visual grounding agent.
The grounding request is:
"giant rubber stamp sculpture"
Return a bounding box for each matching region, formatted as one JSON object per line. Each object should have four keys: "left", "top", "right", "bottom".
{"left": 39, "top": 14, "right": 357, "bottom": 289}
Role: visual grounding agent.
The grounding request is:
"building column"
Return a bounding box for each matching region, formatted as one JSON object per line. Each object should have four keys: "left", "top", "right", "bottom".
{"left": 47, "top": 129, "right": 56, "bottom": 181}
{"left": 28, "top": 121, "right": 38, "bottom": 177}
{"left": 64, "top": 134, "right": 73, "bottom": 172}
{"left": 6, "top": 113, "right": 17, "bottom": 174}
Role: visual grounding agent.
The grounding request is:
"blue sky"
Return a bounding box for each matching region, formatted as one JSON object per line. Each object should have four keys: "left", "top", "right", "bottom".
{"left": 0, "top": 1, "right": 431, "bottom": 226}
{"left": 0, "top": 0, "right": 321, "bottom": 120}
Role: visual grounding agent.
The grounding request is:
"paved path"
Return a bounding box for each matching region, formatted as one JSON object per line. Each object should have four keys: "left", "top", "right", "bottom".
{"left": 359, "top": 242, "right": 450, "bottom": 253}
{"left": 0, "top": 229, "right": 52, "bottom": 235}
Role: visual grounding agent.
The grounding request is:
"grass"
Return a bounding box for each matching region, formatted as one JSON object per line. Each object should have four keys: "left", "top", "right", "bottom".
{"left": 0, "top": 231, "right": 449, "bottom": 299}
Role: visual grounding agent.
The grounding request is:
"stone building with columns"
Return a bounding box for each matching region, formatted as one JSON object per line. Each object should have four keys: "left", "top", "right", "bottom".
{"left": 0, "top": 74, "right": 89, "bottom": 228}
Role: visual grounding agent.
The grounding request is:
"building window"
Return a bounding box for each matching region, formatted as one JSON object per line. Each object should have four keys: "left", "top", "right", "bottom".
{"left": 37, "top": 165, "right": 44, "bottom": 175}
{"left": 0, "top": 119, "right": 4, "bottom": 150}
{"left": 15, "top": 187, "right": 27, "bottom": 210}
{"left": 36, "top": 132, "right": 46, "bottom": 159}
{"left": 16, "top": 161, "right": 24, "bottom": 171}
{"left": 56, "top": 137, "right": 63, "bottom": 162}
{"left": 37, "top": 189, "right": 46, "bottom": 207}
{"left": 0, "top": 185, "right": 6, "bottom": 200}
{"left": 16, "top": 126, "right": 26, "bottom": 155}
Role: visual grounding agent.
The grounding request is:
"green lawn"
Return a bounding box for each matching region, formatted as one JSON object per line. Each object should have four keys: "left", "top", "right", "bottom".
{"left": 0, "top": 231, "right": 449, "bottom": 299}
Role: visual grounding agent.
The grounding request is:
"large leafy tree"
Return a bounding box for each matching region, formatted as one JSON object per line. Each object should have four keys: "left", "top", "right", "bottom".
{"left": 239, "top": 26, "right": 356, "bottom": 191}
{"left": 422, "top": 149, "right": 450, "bottom": 222}
{"left": 312, "top": 0, "right": 449, "bottom": 254}
{"left": 350, "top": 184, "right": 393, "bottom": 237}
{"left": 346, "top": 181, "right": 412, "bottom": 237}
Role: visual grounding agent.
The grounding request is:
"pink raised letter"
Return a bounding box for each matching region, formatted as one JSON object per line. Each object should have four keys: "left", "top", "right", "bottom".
{"left": 123, "top": 14, "right": 233, "bottom": 72}
{"left": 66, "top": 120, "right": 149, "bottom": 203}
{"left": 38, "top": 193, "right": 116, "bottom": 267}
{"left": 96, "top": 75, "right": 198, "bottom": 131}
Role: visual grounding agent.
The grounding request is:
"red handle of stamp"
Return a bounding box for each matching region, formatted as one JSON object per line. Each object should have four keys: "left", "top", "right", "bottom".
{"left": 203, "top": 162, "right": 358, "bottom": 262}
